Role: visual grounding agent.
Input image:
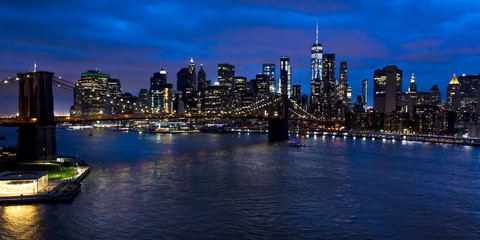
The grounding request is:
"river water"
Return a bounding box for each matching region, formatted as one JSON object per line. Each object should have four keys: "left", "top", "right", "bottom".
{"left": 1, "top": 127, "right": 480, "bottom": 239}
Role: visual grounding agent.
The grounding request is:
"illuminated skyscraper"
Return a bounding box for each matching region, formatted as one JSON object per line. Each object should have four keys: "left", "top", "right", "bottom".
{"left": 310, "top": 22, "right": 323, "bottom": 105}
{"left": 338, "top": 61, "right": 348, "bottom": 105}
{"left": 373, "top": 65, "right": 402, "bottom": 113}
{"left": 279, "top": 56, "right": 291, "bottom": 98}
{"left": 150, "top": 69, "right": 167, "bottom": 113}
{"left": 262, "top": 64, "right": 275, "bottom": 93}
{"left": 320, "top": 53, "right": 336, "bottom": 119}
{"left": 362, "top": 79, "right": 368, "bottom": 110}
{"left": 105, "top": 78, "right": 122, "bottom": 114}
{"left": 72, "top": 70, "right": 110, "bottom": 116}
{"left": 446, "top": 74, "right": 461, "bottom": 111}
{"left": 256, "top": 74, "right": 269, "bottom": 95}
{"left": 218, "top": 63, "right": 235, "bottom": 90}
{"left": 292, "top": 85, "right": 301, "bottom": 99}
{"left": 408, "top": 73, "right": 417, "bottom": 93}
{"left": 187, "top": 57, "right": 196, "bottom": 91}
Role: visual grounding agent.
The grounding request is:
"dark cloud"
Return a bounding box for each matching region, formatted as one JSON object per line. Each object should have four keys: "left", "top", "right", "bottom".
{"left": 0, "top": 0, "right": 479, "bottom": 115}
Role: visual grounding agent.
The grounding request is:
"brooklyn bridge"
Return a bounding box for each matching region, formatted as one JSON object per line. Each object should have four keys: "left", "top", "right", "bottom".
{"left": 1, "top": 70, "right": 341, "bottom": 161}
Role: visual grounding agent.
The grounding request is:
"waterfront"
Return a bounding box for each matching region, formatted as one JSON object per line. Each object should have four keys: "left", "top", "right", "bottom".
{"left": 1, "top": 127, "right": 480, "bottom": 239}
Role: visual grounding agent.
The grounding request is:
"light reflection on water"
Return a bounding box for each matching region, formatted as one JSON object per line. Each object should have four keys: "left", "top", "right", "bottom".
{"left": 0, "top": 205, "right": 40, "bottom": 240}
{"left": 0, "top": 127, "right": 480, "bottom": 239}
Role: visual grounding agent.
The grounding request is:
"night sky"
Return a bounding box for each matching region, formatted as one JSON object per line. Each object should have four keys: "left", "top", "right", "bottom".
{"left": 1, "top": 0, "right": 479, "bottom": 115}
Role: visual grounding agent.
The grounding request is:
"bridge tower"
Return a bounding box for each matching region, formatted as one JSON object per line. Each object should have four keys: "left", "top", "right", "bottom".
{"left": 17, "top": 71, "right": 57, "bottom": 161}
{"left": 267, "top": 95, "right": 289, "bottom": 141}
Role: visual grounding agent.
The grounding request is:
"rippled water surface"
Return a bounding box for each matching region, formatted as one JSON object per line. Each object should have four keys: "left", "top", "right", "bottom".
{"left": 1, "top": 128, "right": 480, "bottom": 239}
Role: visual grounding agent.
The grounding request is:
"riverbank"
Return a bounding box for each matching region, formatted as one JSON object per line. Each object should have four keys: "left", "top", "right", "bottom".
{"left": 293, "top": 130, "right": 480, "bottom": 146}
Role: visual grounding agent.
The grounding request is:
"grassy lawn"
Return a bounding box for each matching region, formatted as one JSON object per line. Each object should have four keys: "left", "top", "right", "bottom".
{"left": 2, "top": 163, "right": 78, "bottom": 180}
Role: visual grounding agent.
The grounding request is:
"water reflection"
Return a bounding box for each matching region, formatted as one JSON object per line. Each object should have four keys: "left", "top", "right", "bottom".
{"left": 0, "top": 205, "right": 41, "bottom": 240}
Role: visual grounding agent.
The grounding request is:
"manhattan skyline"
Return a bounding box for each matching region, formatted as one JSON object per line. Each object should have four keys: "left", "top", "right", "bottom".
{"left": 1, "top": 0, "right": 479, "bottom": 115}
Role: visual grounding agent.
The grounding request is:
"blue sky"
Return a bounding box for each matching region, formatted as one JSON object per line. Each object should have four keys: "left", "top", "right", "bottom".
{"left": 1, "top": 0, "right": 479, "bottom": 115}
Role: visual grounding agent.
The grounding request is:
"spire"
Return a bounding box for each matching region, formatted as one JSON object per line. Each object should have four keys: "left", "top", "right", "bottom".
{"left": 449, "top": 74, "right": 459, "bottom": 85}
{"left": 190, "top": 57, "right": 194, "bottom": 63}
{"left": 33, "top": 62, "right": 37, "bottom": 72}
{"left": 408, "top": 73, "right": 417, "bottom": 93}
{"left": 315, "top": 22, "right": 319, "bottom": 44}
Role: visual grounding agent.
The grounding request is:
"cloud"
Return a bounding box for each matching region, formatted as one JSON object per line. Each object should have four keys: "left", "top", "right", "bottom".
{"left": 0, "top": 0, "right": 479, "bottom": 114}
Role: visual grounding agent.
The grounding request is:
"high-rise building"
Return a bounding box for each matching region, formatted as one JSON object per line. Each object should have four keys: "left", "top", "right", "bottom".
{"left": 138, "top": 89, "right": 149, "bottom": 113}
{"left": 150, "top": 70, "right": 167, "bottom": 113}
{"left": 429, "top": 85, "right": 441, "bottom": 106}
{"left": 262, "top": 64, "right": 275, "bottom": 93}
{"left": 446, "top": 74, "right": 461, "bottom": 111}
{"left": 256, "top": 74, "right": 269, "bottom": 95}
{"left": 362, "top": 79, "right": 368, "bottom": 110}
{"left": 163, "top": 83, "right": 174, "bottom": 114}
{"left": 121, "top": 92, "right": 137, "bottom": 114}
{"left": 408, "top": 73, "right": 417, "bottom": 93}
{"left": 197, "top": 64, "right": 207, "bottom": 93}
{"left": 176, "top": 68, "right": 188, "bottom": 92}
{"left": 218, "top": 63, "right": 235, "bottom": 90}
{"left": 292, "top": 85, "right": 301, "bottom": 99}
{"left": 373, "top": 65, "right": 402, "bottom": 113}
{"left": 457, "top": 74, "right": 480, "bottom": 112}
{"left": 71, "top": 70, "right": 110, "bottom": 116}
{"left": 187, "top": 57, "right": 196, "bottom": 91}
{"left": 279, "top": 56, "right": 291, "bottom": 98}
{"left": 105, "top": 78, "right": 122, "bottom": 115}
{"left": 338, "top": 61, "right": 348, "bottom": 104}
{"left": 310, "top": 22, "right": 323, "bottom": 106}
{"left": 234, "top": 76, "right": 247, "bottom": 95}
{"left": 320, "top": 53, "right": 336, "bottom": 119}
{"left": 150, "top": 69, "right": 167, "bottom": 91}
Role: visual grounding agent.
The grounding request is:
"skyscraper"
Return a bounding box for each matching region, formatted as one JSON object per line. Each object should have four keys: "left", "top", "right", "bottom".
{"left": 373, "top": 65, "right": 402, "bottom": 113}
{"left": 279, "top": 56, "right": 291, "bottom": 98}
{"left": 262, "top": 64, "right": 275, "bottom": 93}
{"left": 218, "top": 63, "right": 235, "bottom": 90}
{"left": 408, "top": 73, "right": 417, "bottom": 93}
{"left": 320, "top": 53, "right": 335, "bottom": 119}
{"left": 187, "top": 57, "right": 196, "bottom": 91}
{"left": 234, "top": 76, "right": 247, "bottom": 94}
{"left": 446, "top": 74, "right": 461, "bottom": 111}
{"left": 150, "top": 70, "right": 167, "bottom": 113}
{"left": 362, "top": 79, "right": 368, "bottom": 110}
{"left": 197, "top": 64, "right": 207, "bottom": 93}
{"left": 71, "top": 70, "right": 110, "bottom": 116}
{"left": 292, "top": 85, "right": 301, "bottom": 99}
{"left": 177, "top": 68, "right": 188, "bottom": 92}
{"left": 105, "top": 78, "right": 122, "bottom": 114}
{"left": 338, "top": 61, "right": 348, "bottom": 105}
{"left": 310, "top": 22, "right": 323, "bottom": 106}
{"left": 256, "top": 74, "right": 269, "bottom": 95}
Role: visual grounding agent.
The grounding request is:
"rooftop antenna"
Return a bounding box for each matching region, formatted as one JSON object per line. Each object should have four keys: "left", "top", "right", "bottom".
{"left": 34, "top": 63, "right": 37, "bottom": 72}
{"left": 316, "top": 22, "right": 319, "bottom": 44}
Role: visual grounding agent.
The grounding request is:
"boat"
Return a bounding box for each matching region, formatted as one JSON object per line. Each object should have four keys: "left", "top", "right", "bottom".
{"left": 288, "top": 138, "right": 305, "bottom": 147}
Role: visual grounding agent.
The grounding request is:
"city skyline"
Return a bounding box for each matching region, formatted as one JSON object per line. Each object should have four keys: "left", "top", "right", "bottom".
{"left": 1, "top": 0, "right": 480, "bottom": 114}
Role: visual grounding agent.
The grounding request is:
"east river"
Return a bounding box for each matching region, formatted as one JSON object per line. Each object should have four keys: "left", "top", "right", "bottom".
{"left": 1, "top": 127, "right": 480, "bottom": 239}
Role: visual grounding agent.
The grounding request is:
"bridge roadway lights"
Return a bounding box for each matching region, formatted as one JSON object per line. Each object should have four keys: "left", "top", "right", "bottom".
{"left": 267, "top": 118, "right": 289, "bottom": 141}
